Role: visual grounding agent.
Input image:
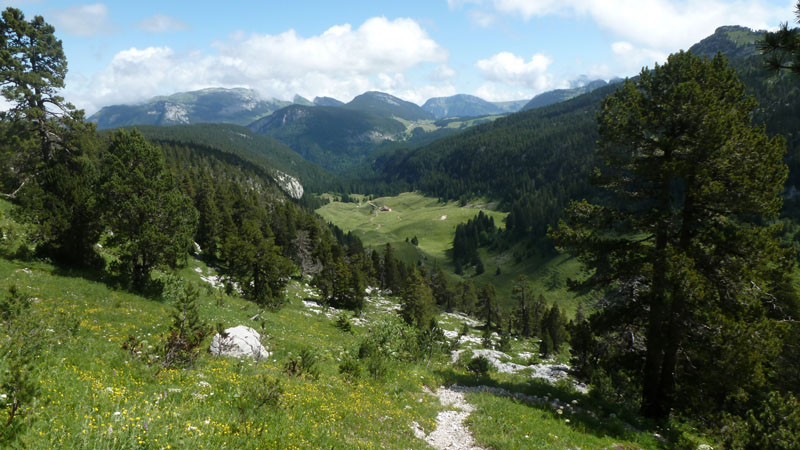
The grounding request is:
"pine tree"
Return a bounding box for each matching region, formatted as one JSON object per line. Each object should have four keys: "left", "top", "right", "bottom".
{"left": 458, "top": 280, "right": 477, "bottom": 314}
{"left": 223, "top": 216, "right": 292, "bottom": 308}
{"left": 102, "top": 129, "right": 198, "bottom": 291}
{"left": 512, "top": 275, "right": 532, "bottom": 337}
{"left": 381, "top": 243, "right": 399, "bottom": 292}
{"left": 0, "top": 8, "right": 104, "bottom": 266}
{"left": 478, "top": 284, "right": 497, "bottom": 330}
{"left": 759, "top": 1, "right": 800, "bottom": 75}
{"left": 400, "top": 267, "right": 436, "bottom": 329}
{"left": 160, "top": 282, "right": 208, "bottom": 368}
{"left": 539, "top": 332, "right": 553, "bottom": 357}
{"left": 550, "top": 51, "right": 792, "bottom": 419}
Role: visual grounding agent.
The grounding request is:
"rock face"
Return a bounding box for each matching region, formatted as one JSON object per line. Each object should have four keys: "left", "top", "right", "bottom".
{"left": 274, "top": 170, "right": 304, "bottom": 199}
{"left": 209, "top": 326, "right": 270, "bottom": 360}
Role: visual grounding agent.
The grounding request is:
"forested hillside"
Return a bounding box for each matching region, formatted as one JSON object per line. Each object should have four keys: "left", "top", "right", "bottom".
{"left": 371, "top": 25, "right": 800, "bottom": 239}
{"left": 131, "top": 123, "right": 339, "bottom": 195}
{"left": 248, "top": 104, "right": 407, "bottom": 172}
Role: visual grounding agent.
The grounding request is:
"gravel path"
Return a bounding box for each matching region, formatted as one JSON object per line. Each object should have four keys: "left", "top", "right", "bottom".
{"left": 413, "top": 386, "right": 484, "bottom": 450}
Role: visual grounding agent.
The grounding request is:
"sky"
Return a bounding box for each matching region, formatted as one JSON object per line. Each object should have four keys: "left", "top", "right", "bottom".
{"left": 2, "top": 0, "right": 795, "bottom": 114}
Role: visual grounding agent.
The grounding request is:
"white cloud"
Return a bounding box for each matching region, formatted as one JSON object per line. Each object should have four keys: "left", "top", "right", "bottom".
{"left": 610, "top": 41, "right": 669, "bottom": 73}
{"left": 483, "top": 0, "right": 789, "bottom": 51}
{"left": 51, "top": 3, "right": 114, "bottom": 37}
{"left": 432, "top": 64, "right": 457, "bottom": 81}
{"left": 469, "top": 9, "right": 498, "bottom": 27}
{"left": 475, "top": 51, "right": 565, "bottom": 101}
{"left": 66, "top": 17, "right": 450, "bottom": 113}
{"left": 447, "top": 0, "right": 486, "bottom": 9}
{"left": 137, "top": 14, "right": 190, "bottom": 33}
{"left": 477, "top": 52, "right": 554, "bottom": 88}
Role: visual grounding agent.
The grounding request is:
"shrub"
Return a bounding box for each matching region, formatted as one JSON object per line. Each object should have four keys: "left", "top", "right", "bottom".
{"left": 335, "top": 312, "right": 352, "bottom": 333}
{"left": 159, "top": 281, "right": 208, "bottom": 368}
{"left": 285, "top": 347, "right": 319, "bottom": 380}
{"left": 235, "top": 374, "right": 284, "bottom": 417}
{"left": 338, "top": 355, "right": 361, "bottom": 381}
{"left": 720, "top": 391, "right": 800, "bottom": 449}
{"left": 466, "top": 355, "right": 491, "bottom": 375}
{"left": 365, "top": 354, "right": 388, "bottom": 380}
{"left": 497, "top": 332, "right": 511, "bottom": 353}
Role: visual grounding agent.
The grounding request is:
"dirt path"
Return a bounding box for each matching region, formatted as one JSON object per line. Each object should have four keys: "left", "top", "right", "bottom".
{"left": 412, "top": 386, "right": 484, "bottom": 450}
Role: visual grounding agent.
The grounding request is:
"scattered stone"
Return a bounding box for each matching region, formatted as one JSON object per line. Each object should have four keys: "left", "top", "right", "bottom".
{"left": 209, "top": 326, "right": 270, "bottom": 360}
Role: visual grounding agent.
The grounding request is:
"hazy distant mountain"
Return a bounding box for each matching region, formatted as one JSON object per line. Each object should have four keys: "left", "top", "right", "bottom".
{"left": 521, "top": 80, "right": 612, "bottom": 111}
{"left": 89, "top": 88, "right": 295, "bottom": 129}
{"left": 293, "top": 94, "right": 314, "bottom": 106}
{"left": 313, "top": 96, "right": 345, "bottom": 107}
{"left": 343, "top": 91, "right": 435, "bottom": 121}
{"left": 491, "top": 100, "right": 529, "bottom": 114}
{"left": 422, "top": 94, "right": 505, "bottom": 118}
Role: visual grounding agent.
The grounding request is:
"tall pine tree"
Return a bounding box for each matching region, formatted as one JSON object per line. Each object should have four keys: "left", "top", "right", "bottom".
{"left": 551, "top": 51, "right": 792, "bottom": 419}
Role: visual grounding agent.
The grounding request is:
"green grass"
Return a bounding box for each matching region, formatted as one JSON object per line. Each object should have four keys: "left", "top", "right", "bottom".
{"left": 0, "top": 197, "right": 694, "bottom": 449}
{"left": 317, "top": 192, "right": 587, "bottom": 314}
{"left": 317, "top": 192, "right": 507, "bottom": 263}
{"left": 0, "top": 257, "right": 443, "bottom": 449}
{"left": 0, "top": 254, "right": 696, "bottom": 449}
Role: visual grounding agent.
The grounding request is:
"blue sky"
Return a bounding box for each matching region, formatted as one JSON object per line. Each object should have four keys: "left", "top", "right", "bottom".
{"left": 2, "top": 0, "right": 795, "bottom": 113}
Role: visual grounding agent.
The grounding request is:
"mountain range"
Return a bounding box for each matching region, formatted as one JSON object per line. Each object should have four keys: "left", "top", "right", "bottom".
{"left": 88, "top": 88, "right": 294, "bottom": 129}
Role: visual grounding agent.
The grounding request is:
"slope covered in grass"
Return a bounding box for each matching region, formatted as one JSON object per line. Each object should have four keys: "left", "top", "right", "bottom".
{"left": 317, "top": 192, "right": 587, "bottom": 313}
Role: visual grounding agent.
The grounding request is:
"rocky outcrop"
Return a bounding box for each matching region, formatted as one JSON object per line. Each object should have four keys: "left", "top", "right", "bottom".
{"left": 209, "top": 326, "right": 270, "bottom": 360}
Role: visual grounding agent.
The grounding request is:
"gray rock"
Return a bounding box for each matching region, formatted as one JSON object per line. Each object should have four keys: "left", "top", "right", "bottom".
{"left": 209, "top": 326, "right": 270, "bottom": 360}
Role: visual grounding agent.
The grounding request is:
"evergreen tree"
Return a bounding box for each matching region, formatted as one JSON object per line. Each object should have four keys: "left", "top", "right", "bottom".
{"left": 477, "top": 284, "right": 498, "bottom": 330}
{"left": 550, "top": 51, "right": 792, "bottom": 419}
{"left": 541, "top": 304, "right": 567, "bottom": 352}
{"left": 381, "top": 243, "right": 399, "bottom": 292}
{"left": 194, "top": 180, "right": 223, "bottom": 260}
{"left": 512, "top": 275, "right": 532, "bottom": 337}
{"left": 102, "top": 129, "right": 198, "bottom": 291}
{"left": 539, "top": 332, "right": 553, "bottom": 357}
{"left": 160, "top": 281, "right": 208, "bottom": 368}
{"left": 760, "top": 1, "right": 800, "bottom": 75}
{"left": 0, "top": 8, "right": 104, "bottom": 266}
{"left": 223, "top": 216, "right": 292, "bottom": 308}
{"left": 400, "top": 267, "right": 436, "bottom": 329}
{"left": 457, "top": 280, "right": 477, "bottom": 314}
{"left": 428, "top": 264, "right": 455, "bottom": 311}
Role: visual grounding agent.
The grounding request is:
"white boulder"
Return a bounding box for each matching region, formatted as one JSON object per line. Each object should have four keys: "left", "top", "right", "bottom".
{"left": 209, "top": 326, "right": 270, "bottom": 360}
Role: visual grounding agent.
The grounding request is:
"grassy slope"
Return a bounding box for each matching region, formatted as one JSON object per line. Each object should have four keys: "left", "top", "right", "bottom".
{"left": 0, "top": 256, "right": 441, "bottom": 449}
{"left": 0, "top": 198, "right": 688, "bottom": 448}
{"left": 317, "top": 192, "right": 586, "bottom": 314}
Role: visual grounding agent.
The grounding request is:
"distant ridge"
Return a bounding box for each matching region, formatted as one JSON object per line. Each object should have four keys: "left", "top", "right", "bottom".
{"left": 422, "top": 94, "right": 506, "bottom": 118}
{"left": 89, "top": 88, "right": 298, "bottom": 129}
{"left": 343, "top": 91, "right": 435, "bottom": 121}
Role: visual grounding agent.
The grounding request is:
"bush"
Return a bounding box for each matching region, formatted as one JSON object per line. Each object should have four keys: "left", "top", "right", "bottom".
{"left": 338, "top": 355, "right": 361, "bottom": 381}
{"left": 0, "top": 285, "right": 75, "bottom": 443}
{"left": 365, "top": 354, "right": 388, "bottom": 381}
{"left": 159, "top": 281, "right": 208, "bottom": 368}
{"left": 720, "top": 391, "right": 800, "bottom": 449}
{"left": 335, "top": 312, "right": 352, "bottom": 333}
{"left": 285, "top": 347, "right": 319, "bottom": 380}
{"left": 357, "top": 316, "right": 420, "bottom": 362}
{"left": 466, "top": 355, "right": 491, "bottom": 375}
{"left": 497, "top": 332, "right": 511, "bottom": 353}
{"left": 235, "top": 374, "right": 283, "bottom": 417}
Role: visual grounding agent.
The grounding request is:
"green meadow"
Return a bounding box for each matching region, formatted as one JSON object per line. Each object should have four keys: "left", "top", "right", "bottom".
{"left": 317, "top": 192, "right": 586, "bottom": 313}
